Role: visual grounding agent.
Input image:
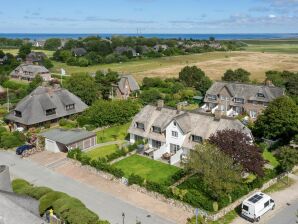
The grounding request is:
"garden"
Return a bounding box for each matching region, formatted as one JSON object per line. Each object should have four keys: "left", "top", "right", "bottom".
{"left": 96, "top": 123, "right": 130, "bottom": 143}
{"left": 112, "top": 154, "right": 181, "bottom": 184}
{"left": 86, "top": 144, "right": 119, "bottom": 160}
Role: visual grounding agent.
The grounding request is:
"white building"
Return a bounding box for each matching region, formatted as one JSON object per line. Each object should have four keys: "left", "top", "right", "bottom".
{"left": 128, "top": 100, "right": 252, "bottom": 165}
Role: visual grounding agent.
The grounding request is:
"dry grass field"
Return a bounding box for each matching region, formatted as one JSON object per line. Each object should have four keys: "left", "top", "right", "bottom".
{"left": 51, "top": 51, "right": 298, "bottom": 83}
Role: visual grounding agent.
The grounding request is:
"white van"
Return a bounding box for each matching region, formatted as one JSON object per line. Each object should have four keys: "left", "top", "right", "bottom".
{"left": 241, "top": 192, "right": 275, "bottom": 222}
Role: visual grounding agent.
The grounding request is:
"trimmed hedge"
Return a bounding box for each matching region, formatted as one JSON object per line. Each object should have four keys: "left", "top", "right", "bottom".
{"left": 12, "top": 179, "right": 109, "bottom": 224}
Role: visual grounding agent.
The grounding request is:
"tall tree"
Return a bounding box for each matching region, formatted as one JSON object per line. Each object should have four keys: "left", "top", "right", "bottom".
{"left": 253, "top": 96, "right": 298, "bottom": 143}
{"left": 18, "top": 44, "right": 32, "bottom": 59}
{"left": 27, "top": 75, "right": 43, "bottom": 92}
{"left": 44, "top": 38, "right": 62, "bottom": 50}
{"left": 95, "top": 70, "right": 119, "bottom": 100}
{"left": 64, "top": 73, "right": 98, "bottom": 105}
{"left": 222, "top": 68, "right": 250, "bottom": 83}
{"left": 187, "top": 143, "right": 242, "bottom": 198}
{"left": 209, "top": 129, "right": 265, "bottom": 176}
{"left": 178, "top": 66, "right": 212, "bottom": 95}
{"left": 277, "top": 146, "right": 298, "bottom": 172}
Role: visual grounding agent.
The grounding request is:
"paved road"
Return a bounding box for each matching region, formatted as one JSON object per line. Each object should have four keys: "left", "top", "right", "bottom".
{"left": 0, "top": 151, "right": 175, "bottom": 224}
{"left": 266, "top": 198, "right": 298, "bottom": 224}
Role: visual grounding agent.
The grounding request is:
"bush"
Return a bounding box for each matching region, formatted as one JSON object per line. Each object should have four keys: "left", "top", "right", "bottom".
{"left": 128, "top": 174, "right": 144, "bottom": 186}
{"left": 0, "top": 131, "right": 26, "bottom": 149}
{"left": 183, "top": 189, "right": 214, "bottom": 211}
{"left": 27, "top": 187, "right": 53, "bottom": 200}
{"left": 12, "top": 179, "right": 31, "bottom": 193}
{"left": 39, "top": 191, "right": 68, "bottom": 215}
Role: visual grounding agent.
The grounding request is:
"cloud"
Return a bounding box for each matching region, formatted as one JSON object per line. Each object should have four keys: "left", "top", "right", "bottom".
{"left": 268, "top": 14, "right": 276, "bottom": 18}
{"left": 249, "top": 6, "right": 270, "bottom": 12}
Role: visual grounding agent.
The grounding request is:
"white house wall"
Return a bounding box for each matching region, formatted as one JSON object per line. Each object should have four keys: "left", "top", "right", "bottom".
{"left": 165, "top": 121, "right": 187, "bottom": 149}
{"left": 45, "top": 138, "right": 63, "bottom": 153}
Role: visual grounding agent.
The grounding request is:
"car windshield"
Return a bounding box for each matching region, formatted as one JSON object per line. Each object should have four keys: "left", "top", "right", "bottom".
{"left": 243, "top": 205, "right": 249, "bottom": 211}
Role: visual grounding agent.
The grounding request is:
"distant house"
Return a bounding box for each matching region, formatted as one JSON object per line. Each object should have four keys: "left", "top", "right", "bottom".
{"left": 71, "top": 48, "right": 87, "bottom": 57}
{"left": 114, "top": 75, "right": 140, "bottom": 99}
{"left": 0, "top": 55, "right": 8, "bottom": 65}
{"left": 6, "top": 86, "right": 88, "bottom": 128}
{"left": 32, "top": 40, "right": 46, "bottom": 48}
{"left": 128, "top": 101, "right": 252, "bottom": 165}
{"left": 10, "top": 64, "right": 51, "bottom": 81}
{"left": 25, "top": 52, "right": 47, "bottom": 64}
{"left": 201, "top": 82, "right": 284, "bottom": 119}
{"left": 153, "top": 44, "right": 168, "bottom": 52}
{"left": 39, "top": 128, "right": 97, "bottom": 153}
{"left": 114, "top": 46, "right": 137, "bottom": 57}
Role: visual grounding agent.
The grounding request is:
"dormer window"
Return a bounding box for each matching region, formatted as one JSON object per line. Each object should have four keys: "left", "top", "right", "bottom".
{"left": 66, "top": 104, "right": 75, "bottom": 111}
{"left": 46, "top": 108, "right": 56, "bottom": 116}
{"left": 235, "top": 98, "right": 244, "bottom": 104}
{"left": 257, "top": 93, "right": 265, "bottom": 98}
{"left": 207, "top": 94, "right": 217, "bottom": 101}
{"left": 136, "top": 122, "right": 144, "bottom": 130}
{"left": 15, "top": 110, "right": 22, "bottom": 118}
{"left": 192, "top": 135, "right": 202, "bottom": 143}
{"left": 152, "top": 126, "right": 161, "bottom": 133}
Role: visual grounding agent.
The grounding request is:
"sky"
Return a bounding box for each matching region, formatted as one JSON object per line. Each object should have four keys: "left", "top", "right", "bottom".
{"left": 0, "top": 0, "right": 298, "bottom": 33}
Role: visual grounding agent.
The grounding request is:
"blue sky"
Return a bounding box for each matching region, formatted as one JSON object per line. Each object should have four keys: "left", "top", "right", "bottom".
{"left": 0, "top": 0, "right": 298, "bottom": 33}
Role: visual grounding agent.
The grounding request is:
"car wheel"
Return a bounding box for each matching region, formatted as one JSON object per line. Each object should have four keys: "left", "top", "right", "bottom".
{"left": 272, "top": 205, "right": 275, "bottom": 210}
{"left": 256, "top": 217, "right": 260, "bottom": 222}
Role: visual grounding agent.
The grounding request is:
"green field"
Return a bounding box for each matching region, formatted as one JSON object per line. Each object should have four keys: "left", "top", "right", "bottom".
{"left": 96, "top": 123, "right": 130, "bottom": 143}
{"left": 243, "top": 39, "right": 298, "bottom": 54}
{"left": 113, "top": 154, "right": 181, "bottom": 184}
{"left": 1, "top": 48, "right": 55, "bottom": 57}
{"left": 86, "top": 144, "right": 119, "bottom": 159}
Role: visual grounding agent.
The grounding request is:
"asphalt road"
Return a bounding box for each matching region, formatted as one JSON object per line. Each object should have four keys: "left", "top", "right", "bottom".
{"left": 265, "top": 199, "right": 298, "bottom": 224}
{"left": 0, "top": 151, "right": 175, "bottom": 224}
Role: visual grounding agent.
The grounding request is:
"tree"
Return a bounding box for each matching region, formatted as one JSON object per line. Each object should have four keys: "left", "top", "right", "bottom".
{"left": 95, "top": 70, "right": 119, "bottom": 100}
{"left": 77, "top": 99, "right": 140, "bottom": 127}
{"left": 64, "top": 73, "right": 98, "bottom": 105}
{"left": 27, "top": 75, "right": 43, "bottom": 92}
{"left": 44, "top": 38, "right": 61, "bottom": 50}
{"left": 18, "top": 44, "right": 31, "bottom": 59}
{"left": 187, "top": 143, "right": 242, "bottom": 198}
{"left": 209, "top": 129, "right": 265, "bottom": 176}
{"left": 140, "top": 89, "right": 162, "bottom": 105}
{"left": 254, "top": 96, "right": 298, "bottom": 143}
{"left": 277, "top": 146, "right": 298, "bottom": 172}
{"left": 178, "top": 66, "right": 212, "bottom": 95}
{"left": 41, "top": 58, "right": 53, "bottom": 69}
{"left": 222, "top": 68, "right": 250, "bottom": 83}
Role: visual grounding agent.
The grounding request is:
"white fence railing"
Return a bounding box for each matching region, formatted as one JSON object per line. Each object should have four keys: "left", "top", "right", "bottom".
{"left": 153, "top": 144, "right": 168, "bottom": 160}
{"left": 170, "top": 149, "right": 183, "bottom": 165}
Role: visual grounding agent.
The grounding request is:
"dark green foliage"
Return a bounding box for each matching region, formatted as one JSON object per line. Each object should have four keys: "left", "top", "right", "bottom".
{"left": 27, "top": 75, "right": 43, "bottom": 92}
{"left": 277, "top": 146, "right": 298, "bottom": 172}
{"left": 254, "top": 96, "right": 298, "bottom": 142}
{"left": 178, "top": 66, "right": 212, "bottom": 95}
{"left": 41, "top": 58, "right": 54, "bottom": 69}
{"left": 128, "top": 174, "right": 144, "bottom": 186}
{"left": 0, "top": 130, "right": 26, "bottom": 149}
{"left": 18, "top": 43, "right": 32, "bottom": 59}
{"left": 63, "top": 73, "right": 99, "bottom": 105}
{"left": 139, "top": 88, "right": 162, "bottom": 104}
{"left": 95, "top": 70, "right": 120, "bottom": 100}
{"left": 77, "top": 99, "right": 140, "bottom": 127}
{"left": 44, "top": 38, "right": 62, "bottom": 50}
{"left": 222, "top": 68, "right": 251, "bottom": 83}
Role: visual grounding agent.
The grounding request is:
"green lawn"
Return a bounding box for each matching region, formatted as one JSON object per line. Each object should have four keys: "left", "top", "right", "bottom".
{"left": 86, "top": 144, "right": 119, "bottom": 159}
{"left": 96, "top": 123, "right": 130, "bottom": 143}
{"left": 262, "top": 149, "right": 279, "bottom": 168}
{"left": 113, "top": 154, "right": 181, "bottom": 184}
{"left": 1, "top": 48, "right": 55, "bottom": 57}
{"left": 243, "top": 40, "right": 298, "bottom": 54}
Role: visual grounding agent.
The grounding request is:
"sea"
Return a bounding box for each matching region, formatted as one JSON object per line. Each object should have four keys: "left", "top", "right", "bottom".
{"left": 0, "top": 33, "right": 298, "bottom": 40}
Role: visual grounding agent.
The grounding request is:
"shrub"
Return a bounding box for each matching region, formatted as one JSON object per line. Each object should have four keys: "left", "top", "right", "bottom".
{"left": 39, "top": 191, "right": 68, "bottom": 215}
{"left": 12, "top": 179, "right": 31, "bottom": 193}
{"left": 183, "top": 189, "right": 214, "bottom": 211}
{"left": 0, "top": 131, "right": 26, "bottom": 149}
{"left": 128, "top": 174, "right": 144, "bottom": 186}
{"left": 27, "top": 187, "right": 53, "bottom": 200}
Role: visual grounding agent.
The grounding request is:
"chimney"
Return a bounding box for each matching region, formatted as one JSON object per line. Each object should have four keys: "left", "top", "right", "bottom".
{"left": 176, "top": 103, "right": 183, "bottom": 113}
{"left": 157, "top": 100, "right": 164, "bottom": 109}
{"left": 214, "top": 109, "right": 222, "bottom": 121}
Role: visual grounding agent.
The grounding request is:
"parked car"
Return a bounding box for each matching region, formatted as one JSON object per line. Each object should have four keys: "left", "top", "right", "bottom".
{"left": 16, "top": 145, "right": 33, "bottom": 155}
{"left": 241, "top": 192, "right": 275, "bottom": 222}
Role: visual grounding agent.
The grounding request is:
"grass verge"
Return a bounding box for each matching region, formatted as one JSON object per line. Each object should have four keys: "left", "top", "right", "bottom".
{"left": 86, "top": 144, "right": 119, "bottom": 159}
{"left": 96, "top": 123, "right": 130, "bottom": 143}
